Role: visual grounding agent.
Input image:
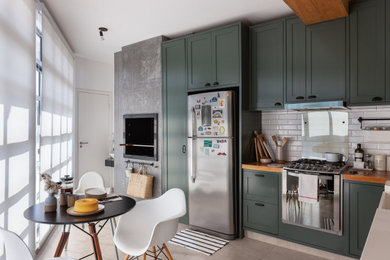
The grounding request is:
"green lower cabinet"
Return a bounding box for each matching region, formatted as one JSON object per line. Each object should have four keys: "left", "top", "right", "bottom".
{"left": 242, "top": 170, "right": 280, "bottom": 234}
{"left": 348, "top": 182, "right": 384, "bottom": 256}
{"left": 243, "top": 200, "right": 278, "bottom": 234}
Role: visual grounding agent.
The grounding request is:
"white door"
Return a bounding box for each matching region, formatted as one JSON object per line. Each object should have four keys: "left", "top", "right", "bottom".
{"left": 77, "top": 90, "right": 112, "bottom": 187}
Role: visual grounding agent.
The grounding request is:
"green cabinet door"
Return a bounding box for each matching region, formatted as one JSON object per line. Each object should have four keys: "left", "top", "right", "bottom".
{"left": 214, "top": 25, "right": 240, "bottom": 87}
{"left": 350, "top": 0, "right": 386, "bottom": 104}
{"left": 349, "top": 182, "right": 384, "bottom": 256}
{"left": 306, "top": 18, "right": 346, "bottom": 102}
{"left": 243, "top": 200, "right": 278, "bottom": 234}
{"left": 286, "top": 17, "right": 306, "bottom": 103}
{"left": 250, "top": 20, "right": 285, "bottom": 110}
{"left": 162, "top": 39, "right": 188, "bottom": 223}
{"left": 243, "top": 170, "right": 279, "bottom": 204}
{"left": 187, "top": 32, "right": 213, "bottom": 90}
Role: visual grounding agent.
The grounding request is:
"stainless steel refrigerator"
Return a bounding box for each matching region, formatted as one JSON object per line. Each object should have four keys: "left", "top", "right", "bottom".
{"left": 187, "top": 90, "right": 236, "bottom": 239}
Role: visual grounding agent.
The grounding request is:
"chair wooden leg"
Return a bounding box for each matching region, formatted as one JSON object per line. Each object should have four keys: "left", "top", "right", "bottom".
{"left": 163, "top": 243, "right": 173, "bottom": 260}
{"left": 143, "top": 253, "right": 147, "bottom": 260}
{"left": 152, "top": 246, "right": 157, "bottom": 259}
{"left": 124, "top": 255, "right": 130, "bottom": 260}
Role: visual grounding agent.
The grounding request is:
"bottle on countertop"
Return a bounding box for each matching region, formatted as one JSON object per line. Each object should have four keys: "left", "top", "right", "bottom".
{"left": 354, "top": 144, "right": 364, "bottom": 162}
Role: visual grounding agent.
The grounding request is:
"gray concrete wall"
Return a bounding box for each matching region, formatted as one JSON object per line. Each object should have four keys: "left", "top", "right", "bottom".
{"left": 114, "top": 36, "right": 165, "bottom": 197}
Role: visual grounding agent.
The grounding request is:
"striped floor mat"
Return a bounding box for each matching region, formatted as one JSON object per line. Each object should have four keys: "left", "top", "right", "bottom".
{"left": 168, "top": 229, "right": 229, "bottom": 256}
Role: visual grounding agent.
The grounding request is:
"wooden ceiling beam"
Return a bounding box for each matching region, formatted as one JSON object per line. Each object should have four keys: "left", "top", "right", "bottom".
{"left": 283, "top": 0, "right": 350, "bottom": 25}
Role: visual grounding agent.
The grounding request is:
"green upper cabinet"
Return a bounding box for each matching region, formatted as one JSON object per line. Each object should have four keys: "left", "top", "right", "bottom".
{"left": 187, "top": 24, "right": 241, "bottom": 90}
{"left": 348, "top": 182, "right": 384, "bottom": 256}
{"left": 162, "top": 38, "right": 188, "bottom": 223}
{"left": 306, "top": 18, "right": 346, "bottom": 102}
{"left": 286, "top": 17, "right": 306, "bottom": 103}
{"left": 187, "top": 32, "right": 213, "bottom": 90}
{"left": 250, "top": 20, "right": 285, "bottom": 110}
{"left": 350, "top": 0, "right": 386, "bottom": 104}
{"left": 214, "top": 26, "right": 240, "bottom": 87}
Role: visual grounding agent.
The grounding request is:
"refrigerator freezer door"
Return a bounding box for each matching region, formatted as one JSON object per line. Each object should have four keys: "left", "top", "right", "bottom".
{"left": 188, "top": 137, "right": 235, "bottom": 235}
{"left": 188, "top": 91, "right": 233, "bottom": 138}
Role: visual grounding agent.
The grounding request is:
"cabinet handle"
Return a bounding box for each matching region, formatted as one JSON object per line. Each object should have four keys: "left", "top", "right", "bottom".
{"left": 372, "top": 96, "right": 383, "bottom": 102}
{"left": 308, "top": 95, "right": 317, "bottom": 99}
{"left": 255, "top": 202, "right": 265, "bottom": 207}
{"left": 182, "top": 145, "right": 186, "bottom": 154}
{"left": 204, "top": 83, "right": 211, "bottom": 87}
{"left": 213, "top": 82, "right": 219, "bottom": 86}
{"left": 274, "top": 102, "right": 282, "bottom": 107}
{"left": 255, "top": 174, "right": 265, "bottom": 177}
{"left": 296, "top": 96, "right": 304, "bottom": 100}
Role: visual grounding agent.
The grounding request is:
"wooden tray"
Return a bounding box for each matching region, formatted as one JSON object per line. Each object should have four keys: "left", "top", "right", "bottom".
{"left": 66, "top": 204, "right": 105, "bottom": 216}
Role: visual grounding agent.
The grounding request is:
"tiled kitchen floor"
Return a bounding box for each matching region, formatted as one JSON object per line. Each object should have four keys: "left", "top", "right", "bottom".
{"left": 36, "top": 223, "right": 331, "bottom": 260}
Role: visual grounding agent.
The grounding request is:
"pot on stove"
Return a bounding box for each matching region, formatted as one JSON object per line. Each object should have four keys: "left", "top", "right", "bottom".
{"left": 325, "top": 152, "right": 345, "bottom": 162}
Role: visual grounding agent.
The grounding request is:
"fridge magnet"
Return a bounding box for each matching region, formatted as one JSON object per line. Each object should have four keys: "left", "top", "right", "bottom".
{"left": 197, "top": 99, "right": 201, "bottom": 103}
{"left": 204, "top": 148, "right": 210, "bottom": 156}
{"left": 195, "top": 104, "right": 200, "bottom": 109}
{"left": 218, "top": 99, "right": 225, "bottom": 108}
{"left": 217, "top": 152, "right": 227, "bottom": 156}
{"left": 212, "top": 109, "right": 223, "bottom": 118}
{"left": 219, "top": 126, "right": 226, "bottom": 134}
{"left": 212, "top": 97, "right": 218, "bottom": 102}
{"left": 198, "top": 126, "right": 203, "bottom": 131}
{"left": 205, "top": 131, "right": 212, "bottom": 135}
{"left": 204, "top": 140, "right": 212, "bottom": 147}
{"left": 213, "top": 144, "right": 220, "bottom": 149}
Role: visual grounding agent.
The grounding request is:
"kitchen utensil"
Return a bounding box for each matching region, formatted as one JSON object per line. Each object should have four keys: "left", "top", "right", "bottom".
{"left": 272, "top": 135, "right": 278, "bottom": 146}
{"left": 325, "top": 152, "right": 345, "bottom": 162}
{"left": 260, "top": 158, "right": 272, "bottom": 164}
{"left": 374, "top": 154, "right": 386, "bottom": 171}
{"left": 85, "top": 188, "right": 107, "bottom": 200}
{"left": 387, "top": 156, "right": 390, "bottom": 171}
{"left": 282, "top": 137, "right": 287, "bottom": 147}
{"left": 258, "top": 136, "right": 270, "bottom": 159}
{"left": 276, "top": 146, "right": 285, "bottom": 163}
{"left": 254, "top": 137, "right": 260, "bottom": 162}
{"left": 261, "top": 136, "right": 275, "bottom": 161}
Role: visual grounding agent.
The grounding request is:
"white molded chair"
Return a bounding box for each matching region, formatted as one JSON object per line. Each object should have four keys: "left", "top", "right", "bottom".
{"left": 74, "top": 171, "right": 110, "bottom": 194}
{"left": 114, "top": 188, "right": 186, "bottom": 260}
{"left": 0, "top": 227, "right": 76, "bottom": 260}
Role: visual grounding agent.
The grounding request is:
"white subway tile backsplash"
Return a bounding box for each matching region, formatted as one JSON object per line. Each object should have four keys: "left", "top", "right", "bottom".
{"left": 261, "top": 106, "right": 390, "bottom": 162}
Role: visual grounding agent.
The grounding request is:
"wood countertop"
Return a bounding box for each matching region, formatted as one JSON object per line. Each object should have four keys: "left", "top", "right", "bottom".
{"left": 343, "top": 169, "right": 390, "bottom": 184}
{"left": 241, "top": 162, "right": 287, "bottom": 173}
{"left": 243, "top": 162, "right": 390, "bottom": 184}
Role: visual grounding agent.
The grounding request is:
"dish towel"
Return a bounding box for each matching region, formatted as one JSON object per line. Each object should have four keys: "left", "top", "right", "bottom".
{"left": 298, "top": 173, "right": 318, "bottom": 204}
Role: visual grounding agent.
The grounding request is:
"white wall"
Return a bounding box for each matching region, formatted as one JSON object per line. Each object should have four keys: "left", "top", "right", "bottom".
{"left": 261, "top": 106, "right": 390, "bottom": 163}
{"left": 74, "top": 56, "right": 114, "bottom": 187}
{"left": 74, "top": 56, "right": 114, "bottom": 92}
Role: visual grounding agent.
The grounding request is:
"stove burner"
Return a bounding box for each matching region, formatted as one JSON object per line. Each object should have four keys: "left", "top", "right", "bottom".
{"left": 286, "top": 159, "right": 347, "bottom": 174}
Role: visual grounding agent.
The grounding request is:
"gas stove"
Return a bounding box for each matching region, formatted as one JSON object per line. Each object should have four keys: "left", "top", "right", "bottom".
{"left": 284, "top": 158, "right": 348, "bottom": 175}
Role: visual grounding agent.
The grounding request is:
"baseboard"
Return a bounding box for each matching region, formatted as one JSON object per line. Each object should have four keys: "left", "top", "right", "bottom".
{"left": 245, "top": 230, "right": 355, "bottom": 260}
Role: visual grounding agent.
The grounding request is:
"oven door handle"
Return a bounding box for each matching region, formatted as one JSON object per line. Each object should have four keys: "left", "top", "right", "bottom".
{"left": 287, "top": 172, "right": 300, "bottom": 177}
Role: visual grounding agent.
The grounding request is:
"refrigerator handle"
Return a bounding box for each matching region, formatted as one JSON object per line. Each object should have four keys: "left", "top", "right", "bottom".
{"left": 191, "top": 107, "right": 197, "bottom": 136}
{"left": 188, "top": 138, "right": 196, "bottom": 183}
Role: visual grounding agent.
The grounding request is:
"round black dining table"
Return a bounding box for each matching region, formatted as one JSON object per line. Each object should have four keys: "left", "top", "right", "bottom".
{"left": 24, "top": 195, "right": 136, "bottom": 260}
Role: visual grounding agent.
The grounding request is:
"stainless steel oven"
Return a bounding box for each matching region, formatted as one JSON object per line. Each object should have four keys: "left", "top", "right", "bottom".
{"left": 281, "top": 166, "right": 343, "bottom": 235}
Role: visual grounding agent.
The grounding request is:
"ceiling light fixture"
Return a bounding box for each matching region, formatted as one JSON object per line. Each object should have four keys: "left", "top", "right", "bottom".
{"left": 98, "top": 27, "right": 108, "bottom": 40}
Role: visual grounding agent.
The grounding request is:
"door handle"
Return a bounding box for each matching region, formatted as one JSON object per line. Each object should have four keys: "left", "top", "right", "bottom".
{"left": 79, "top": 141, "right": 88, "bottom": 148}
{"left": 255, "top": 202, "right": 265, "bottom": 207}
{"left": 182, "top": 145, "right": 186, "bottom": 154}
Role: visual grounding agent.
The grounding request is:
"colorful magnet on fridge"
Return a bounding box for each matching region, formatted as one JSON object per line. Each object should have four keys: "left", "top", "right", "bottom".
{"left": 218, "top": 99, "right": 225, "bottom": 108}
{"left": 198, "top": 126, "right": 203, "bottom": 131}
{"left": 205, "top": 131, "right": 212, "bottom": 135}
{"left": 204, "top": 140, "right": 212, "bottom": 147}
{"left": 217, "top": 152, "right": 227, "bottom": 156}
{"left": 219, "top": 126, "right": 225, "bottom": 134}
{"left": 195, "top": 105, "right": 201, "bottom": 109}
{"left": 204, "top": 148, "right": 210, "bottom": 155}
{"left": 212, "top": 97, "right": 218, "bottom": 102}
{"left": 213, "top": 144, "right": 220, "bottom": 149}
